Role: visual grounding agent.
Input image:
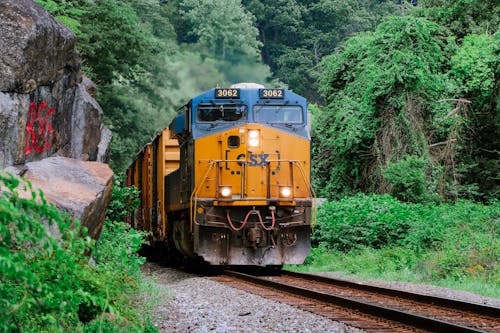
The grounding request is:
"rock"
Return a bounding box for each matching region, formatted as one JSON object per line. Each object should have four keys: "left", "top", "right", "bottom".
{"left": 0, "top": 93, "right": 30, "bottom": 166}
{"left": 0, "top": 0, "right": 78, "bottom": 93}
{"left": 5, "top": 156, "right": 113, "bottom": 239}
{"left": 82, "top": 75, "right": 97, "bottom": 99}
{"left": 97, "top": 125, "right": 112, "bottom": 163}
{"left": 70, "top": 83, "right": 105, "bottom": 161}
{"left": 0, "top": 0, "right": 111, "bottom": 168}
{"left": 0, "top": 0, "right": 113, "bottom": 240}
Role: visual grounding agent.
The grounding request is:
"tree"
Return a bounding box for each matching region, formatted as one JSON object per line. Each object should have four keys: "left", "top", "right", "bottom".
{"left": 417, "top": 0, "right": 499, "bottom": 38}
{"left": 243, "top": 0, "right": 400, "bottom": 101}
{"left": 179, "top": 0, "right": 262, "bottom": 61}
{"left": 315, "top": 16, "right": 453, "bottom": 200}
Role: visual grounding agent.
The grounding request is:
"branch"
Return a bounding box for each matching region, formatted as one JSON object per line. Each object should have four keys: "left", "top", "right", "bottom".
{"left": 429, "top": 139, "right": 457, "bottom": 148}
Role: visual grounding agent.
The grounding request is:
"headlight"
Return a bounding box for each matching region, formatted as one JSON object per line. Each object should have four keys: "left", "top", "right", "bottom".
{"left": 248, "top": 130, "right": 260, "bottom": 147}
{"left": 219, "top": 186, "right": 232, "bottom": 198}
{"left": 280, "top": 186, "right": 292, "bottom": 198}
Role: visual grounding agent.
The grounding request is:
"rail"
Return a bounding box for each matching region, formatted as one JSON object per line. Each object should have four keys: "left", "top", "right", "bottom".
{"left": 216, "top": 269, "right": 499, "bottom": 333}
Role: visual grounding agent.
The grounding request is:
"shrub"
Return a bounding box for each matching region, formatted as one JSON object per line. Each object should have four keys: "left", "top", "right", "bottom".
{"left": 382, "top": 155, "right": 437, "bottom": 203}
{"left": 1, "top": 172, "right": 99, "bottom": 331}
{"left": 313, "top": 194, "right": 414, "bottom": 251}
{"left": 309, "top": 194, "right": 499, "bottom": 291}
{"left": 0, "top": 172, "right": 155, "bottom": 332}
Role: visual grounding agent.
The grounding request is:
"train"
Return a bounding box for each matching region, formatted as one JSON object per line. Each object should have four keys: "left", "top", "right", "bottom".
{"left": 125, "top": 83, "right": 315, "bottom": 266}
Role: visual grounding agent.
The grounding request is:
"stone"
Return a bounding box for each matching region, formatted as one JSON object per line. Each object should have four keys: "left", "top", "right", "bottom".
{"left": 97, "top": 125, "right": 112, "bottom": 163}
{"left": 0, "top": 92, "right": 30, "bottom": 166}
{"left": 0, "top": 0, "right": 78, "bottom": 93}
{"left": 70, "top": 83, "right": 105, "bottom": 161}
{"left": 5, "top": 156, "right": 113, "bottom": 239}
{"left": 0, "top": 0, "right": 111, "bottom": 168}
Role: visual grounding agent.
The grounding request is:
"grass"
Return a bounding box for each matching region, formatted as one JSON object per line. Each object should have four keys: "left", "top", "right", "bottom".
{"left": 287, "top": 246, "right": 500, "bottom": 298}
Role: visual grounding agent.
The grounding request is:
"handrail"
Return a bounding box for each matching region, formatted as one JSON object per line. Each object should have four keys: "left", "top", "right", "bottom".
{"left": 190, "top": 159, "right": 316, "bottom": 231}
{"left": 291, "top": 160, "right": 317, "bottom": 227}
{"left": 189, "top": 161, "right": 216, "bottom": 231}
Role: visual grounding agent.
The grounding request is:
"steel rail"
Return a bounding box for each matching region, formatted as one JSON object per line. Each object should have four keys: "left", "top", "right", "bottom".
{"left": 283, "top": 270, "right": 500, "bottom": 318}
{"left": 223, "top": 269, "right": 496, "bottom": 333}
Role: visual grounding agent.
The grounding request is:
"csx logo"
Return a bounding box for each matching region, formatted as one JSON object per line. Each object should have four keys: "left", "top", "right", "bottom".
{"left": 236, "top": 153, "right": 269, "bottom": 166}
{"left": 225, "top": 150, "right": 280, "bottom": 170}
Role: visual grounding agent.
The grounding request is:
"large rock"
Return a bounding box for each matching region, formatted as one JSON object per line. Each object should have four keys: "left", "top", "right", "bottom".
{"left": 0, "top": 0, "right": 78, "bottom": 93}
{"left": 0, "top": 93, "right": 29, "bottom": 166}
{"left": 5, "top": 157, "right": 113, "bottom": 239}
{"left": 0, "top": 0, "right": 111, "bottom": 168}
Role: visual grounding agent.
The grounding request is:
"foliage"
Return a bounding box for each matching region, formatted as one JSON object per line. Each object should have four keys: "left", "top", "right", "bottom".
{"left": 78, "top": 0, "right": 156, "bottom": 86}
{"left": 447, "top": 33, "right": 500, "bottom": 200}
{"left": 179, "top": 0, "right": 262, "bottom": 61}
{"left": 382, "top": 155, "right": 438, "bottom": 203}
{"left": 308, "top": 194, "right": 499, "bottom": 294}
{"left": 315, "top": 15, "right": 453, "bottom": 200}
{"left": 34, "top": 0, "right": 88, "bottom": 34}
{"left": 94, "top": 176, "right": 143, "bottom": 278}
{"left": 0, "top": 172, "right": 154, "bottom": 332}
{"left": 417, "top": 0, "right": 499, "bottom": 38}
{"left": 313, "top": 194, "right": 414, "bottom": 251}
{"left": 242, "top": 0, "right": 400, "bottom": 101}
{"left": 1, "top": 172, "right": 95, "bottom": 331}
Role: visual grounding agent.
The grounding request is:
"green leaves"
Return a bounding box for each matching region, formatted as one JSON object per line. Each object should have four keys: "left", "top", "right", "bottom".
{"left": 180, "top": 0, "right": 262, "bottom": 61}
{"left": 312, "top": 195, "right": 500, "bottom": 287}
{"left": 0, "top": 173, "right": 152, "bottom": 332}
{"left": 314, "top": 16, "right": 459, "bottom": 200}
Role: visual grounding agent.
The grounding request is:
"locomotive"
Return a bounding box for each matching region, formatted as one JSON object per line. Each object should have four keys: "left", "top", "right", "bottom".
{"left": 126, "top": 83, "right": 315, "bottom": 266}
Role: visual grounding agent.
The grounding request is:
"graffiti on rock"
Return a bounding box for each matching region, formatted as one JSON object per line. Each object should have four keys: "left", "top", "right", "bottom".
{"left": 25, "top": 101, "right": 55, "bottom": 155}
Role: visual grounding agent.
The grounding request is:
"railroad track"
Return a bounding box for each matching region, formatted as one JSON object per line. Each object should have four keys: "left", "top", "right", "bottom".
{"left": 211, "top": 270, "right": 500, "bottom": 333}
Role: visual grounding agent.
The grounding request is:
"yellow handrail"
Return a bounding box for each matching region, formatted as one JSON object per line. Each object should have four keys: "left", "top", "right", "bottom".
{"left": 189, "top": 159, "right": 317, "bottom": 231}
{"left": 189, "top": 161, "right": 216, "bottom": 231}
{"left": 292, "top": 161, "right": 317, "bottom": 228}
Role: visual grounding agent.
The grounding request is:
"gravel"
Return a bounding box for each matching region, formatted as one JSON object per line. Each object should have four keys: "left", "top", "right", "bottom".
{"left": 142, "top": 263, "right": 363, "bottom": 333}
{"left": 142, "top": 263, "right": 500, "bottom": 333}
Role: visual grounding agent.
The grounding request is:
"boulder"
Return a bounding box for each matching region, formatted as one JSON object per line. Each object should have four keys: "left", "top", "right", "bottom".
{"left": 70, "top": 83, "right": 105, "bottom": 161}
{"left": 0, "top": 93, "right": 29, "bottom": 166}
{"left": 5, "top": 156, "right": 113, "bottom": 239}
{"left": 0, "top": 0, "right": 78, "bottom": 93}
{"left": 0, "top": 0, "right": 111, "bottom": 168}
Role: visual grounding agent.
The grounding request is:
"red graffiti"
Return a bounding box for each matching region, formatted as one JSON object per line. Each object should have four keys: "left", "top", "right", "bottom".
{"left": 25, "top": 101, "right": 55, "bottom": 155}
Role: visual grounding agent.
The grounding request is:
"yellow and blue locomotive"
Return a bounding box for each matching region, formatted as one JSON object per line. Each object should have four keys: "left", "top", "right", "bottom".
{"left": 126, "top": 83, "right": 315, "bottom": 265}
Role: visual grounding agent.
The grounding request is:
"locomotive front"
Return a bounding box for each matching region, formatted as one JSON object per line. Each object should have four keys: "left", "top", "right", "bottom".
{"left": 168, "top": 84, "right": 314, "bottom": 265}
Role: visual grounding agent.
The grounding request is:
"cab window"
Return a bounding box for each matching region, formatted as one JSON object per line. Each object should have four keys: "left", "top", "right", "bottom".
{"left": 253, "top": 105, "right": 303, "bottom": 124}
{"left": 197, "top": 103, "right": 247, "bottom": 122}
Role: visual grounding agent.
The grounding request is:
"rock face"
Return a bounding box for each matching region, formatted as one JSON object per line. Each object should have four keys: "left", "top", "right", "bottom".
{"left": 5, "top": 157, "right": 113, "bottom": 239}
{"left": 0, "top": 0, "right": 111, "bottom": 168}
{"left": 0, "top": 0, "right": 113, "bottom": 239}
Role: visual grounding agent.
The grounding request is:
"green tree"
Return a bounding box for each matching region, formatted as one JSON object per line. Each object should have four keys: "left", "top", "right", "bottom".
{"left": 34, "top": 0, "right": 88, "bottom": 34}
{"left": 243, "top": 0, "right": 400, "bottom": 101}
{"left": 417, "top": 0, "right": 499, "bottom": 38}
{"left": 179, "top": 0, "right": 262, "bottom": 61}
{"left": 315, "top": 16, "right": 453, "bottom": 200}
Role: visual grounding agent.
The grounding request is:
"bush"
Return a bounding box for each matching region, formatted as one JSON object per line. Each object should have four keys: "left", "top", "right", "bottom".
{"left": 382, "top": 155, "right": 438, "bottom": 203}
{"left": 313, "top": 194, "right": 414, "bottom": 251}
{"left": 308, "top": 194, "right": 499, "bottom": 292}
{"left": 0, "top": 172, "right": 156, "bottom": 332}
{"left": 1, "top": 172, "right": 98, "bottom": 331}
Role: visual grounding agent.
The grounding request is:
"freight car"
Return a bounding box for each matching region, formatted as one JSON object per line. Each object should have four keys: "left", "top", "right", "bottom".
{"left": 126, "top": 83, "right": 315, "bottom": 266}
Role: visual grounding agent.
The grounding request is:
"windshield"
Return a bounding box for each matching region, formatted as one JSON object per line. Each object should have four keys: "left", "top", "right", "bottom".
{"left": 253, "top": 105, "right": 303, "bottom": 124}
{"left": 197, "top": 103, "right": 247, "bottom": 122}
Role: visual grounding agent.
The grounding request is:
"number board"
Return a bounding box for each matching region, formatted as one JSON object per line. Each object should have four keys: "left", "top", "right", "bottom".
{"left": 259, "top": 88, "right": 284, "bottom": 99}
{"left": 215, "top": 88, "right": 240, "bottom": 99}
